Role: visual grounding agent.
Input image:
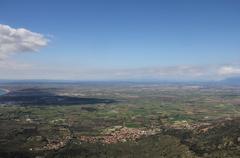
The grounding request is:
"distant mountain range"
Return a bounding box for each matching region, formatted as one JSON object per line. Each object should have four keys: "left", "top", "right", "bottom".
{"left": 220, "top": 77, "right": 240, "bottom": 85}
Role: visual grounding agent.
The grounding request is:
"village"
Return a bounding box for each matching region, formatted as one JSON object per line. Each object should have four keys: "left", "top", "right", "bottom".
{"left": 78, "top": 126, "right": 159, "bottom": 144}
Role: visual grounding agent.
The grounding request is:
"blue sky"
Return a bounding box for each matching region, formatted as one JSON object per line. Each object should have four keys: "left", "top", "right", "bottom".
{"left": 0, "top": 0, "right": 240, "bottom": 80}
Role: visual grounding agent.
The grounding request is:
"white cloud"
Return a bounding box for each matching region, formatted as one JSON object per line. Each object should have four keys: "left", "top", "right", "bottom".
{"left": 218, "top": 66, "right": 240, "bottom": 76}
{"left": 0, "top": 24, "right": 48, "bottom": 59}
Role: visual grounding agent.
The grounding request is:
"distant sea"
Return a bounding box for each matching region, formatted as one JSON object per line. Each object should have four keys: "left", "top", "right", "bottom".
{"left": 0, "top": 89, "right": 7, "bottom": 95}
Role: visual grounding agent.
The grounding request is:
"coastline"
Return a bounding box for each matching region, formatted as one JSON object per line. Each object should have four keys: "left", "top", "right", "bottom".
{"left": 0, "top": 88, "right": 10, "bottom": 95}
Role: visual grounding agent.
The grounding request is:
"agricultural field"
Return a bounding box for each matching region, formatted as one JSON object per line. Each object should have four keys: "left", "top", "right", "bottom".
{"left": 0, "top": 82, "right": 240, "bottom": 158}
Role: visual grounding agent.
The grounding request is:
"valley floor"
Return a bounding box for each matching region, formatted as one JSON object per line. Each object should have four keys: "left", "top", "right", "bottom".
{"left": 0, "top": 83, "right": 240, "bottom": 158}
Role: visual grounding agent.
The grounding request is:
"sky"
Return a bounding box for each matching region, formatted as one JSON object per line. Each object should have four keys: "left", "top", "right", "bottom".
{"left": 0, "top": 0, "right": 240, "bottom": 81}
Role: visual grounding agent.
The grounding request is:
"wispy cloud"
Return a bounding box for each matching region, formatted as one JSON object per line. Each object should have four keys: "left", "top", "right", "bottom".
{"left": 0, "top": 60, "right": 31, "bottom": 70}
{"left": 217, "top": 66, "right": 240, "bottom": 76}
{"left": 0, "top": 24, "right": 49, "bottom": 59}
{"left": 91, "top": 66, "right": 208, "bottom": 80}
{"left": 0, "top": 62, "right": 240, "bottom": 81}
{"left": 66, "top": 65, "right": 240, "bottom": 81}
